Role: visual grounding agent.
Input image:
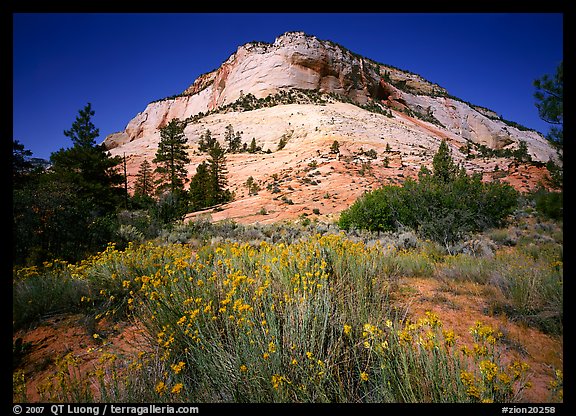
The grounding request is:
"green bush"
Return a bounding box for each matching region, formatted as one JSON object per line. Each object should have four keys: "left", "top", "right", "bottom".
{"left": 533, "top": 188, "right": 563, "bottom": 220}
{"left": 339, "top": 174, "right": 518, "bottom": 246}
{"left": 339, "top": 141, "right": 519, "bottom": 246}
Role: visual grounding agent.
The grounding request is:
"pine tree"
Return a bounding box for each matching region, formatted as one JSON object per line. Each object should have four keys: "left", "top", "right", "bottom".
{"left": 17, "top": 103, "right": 124, "bottom": 263}
{"left": 50, "top": 103, "right": 124, "bottom": 214}
{"left": 207, "top": 141, "right": 231, "bottom": 206}
{"left": 63, "top": 102, "right": 100, "bottom": 147}
{"left": 534, "top": 61, "right": 563, "bottom": 145}
{"left": 277, "top": 134, "right": 289, "bottom": 151}
{"left": 225, "top": 124, "right": 242, "bottom": 153}
{"left": 12, "top": 139, "right": 34, "bottom": 187}
{"left": 133, "top": 159, "right": 154, "bottom": 198}
{"left": 153, "top": 119, "right": 191, "bottom": 195}
{"left": 248, "top": 138, "right": 260, "bottom": 153}
{"left": 188, "top": 162, "right": 211, "bottom": 210}
{"left": 432, "top": 140, "right": 459, "bottom": 183}
{"left": 244, "top": 176, "right": 260, "bottom": 196}
{"left": 198, "top": 129, "right": 217, "bottom": 153}
{"left": 330, "top": 140, "right": 340, "bottom": 154}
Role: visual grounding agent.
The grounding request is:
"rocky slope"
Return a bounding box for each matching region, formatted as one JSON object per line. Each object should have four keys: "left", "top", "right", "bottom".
{"left": 104, "top": 31, "right": 561, "bottom": 224}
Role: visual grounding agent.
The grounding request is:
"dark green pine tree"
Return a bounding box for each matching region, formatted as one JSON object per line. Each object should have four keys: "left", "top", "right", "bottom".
{"left": 188, "top": 161, "right": 211, "bottom": 211}
{"left": 63, "top": 102, "right": 99, "bottom": 147}
{"left": 207, "top": 140, "right": 232, "bottom": 206}
{"left": 133, "top": 159, "right": 155, "bottom": 198}
{"left": 248, "top": 137, "right": 260, "bottom": 153}
{"left": 225, "top": 124, "right": 242, "bottom": 153}
{"left": 15, "top": 103, "right": 124, "bottom": 263}
{"left": 198, "top": 129, "right": 217, "bottom": 153}
{"left": 50, "top": 102, "right": 124, "bottom": 215}
{"left": 534, "top": 60, "right": 563, "bottom": 146}
{"left": 330, "top": 140, "right": 340, "bottom": 155}
{"left": 153, "top": 118, "right": 191, "bottom": 195}
{"left": 432, "top": 140, "right": 459, "bottom": 184}
{"left": 12, "top": 139, "right": 34, "bottom": 187}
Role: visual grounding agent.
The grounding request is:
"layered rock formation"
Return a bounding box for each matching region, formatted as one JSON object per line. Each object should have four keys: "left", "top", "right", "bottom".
{"left": 104, "top": 31, "right": 561, "bottom": 224}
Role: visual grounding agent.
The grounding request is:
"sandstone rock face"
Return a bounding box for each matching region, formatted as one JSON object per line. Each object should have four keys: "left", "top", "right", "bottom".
{"left": 121, "top": 88, "right": 213, "bottom": 145}
{"left": 112, "top": 32, "right": 384, "bottom": 143}
{"left": 400, "top": 93, "right": 555, "bottom": 161}
{"left": 104, "top": 31, "right": 561, "bottom": 224}
{"left": 108, "top": 101, "right": 556, "bottom": 225}
{"left": 104, "top": 31, "right": 558, "bottom": 165}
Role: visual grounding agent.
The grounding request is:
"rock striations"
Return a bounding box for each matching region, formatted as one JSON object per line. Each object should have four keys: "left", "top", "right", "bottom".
{"left": 104, "top": 31, "right": 561, "bottom": 224}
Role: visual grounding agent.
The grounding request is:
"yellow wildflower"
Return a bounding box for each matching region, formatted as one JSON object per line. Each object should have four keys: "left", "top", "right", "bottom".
{"left": 398, "top": 329, "right": 412, "bottom": 344}
{"left": 425, "top": 311, "right": 442, "bottom": 328}
{"left": 442, "top": 329, "right": 456, "bottom": 347}
{"left": 171, "top": 383, "right": 184, "bottom": 394}
{"left": 155, "top": 381, "right": 166, "bottom": 395}
{"left": 479, "top": 360, "right": 498, "bottom": 382}
{"left": 343, "top": 324, "right": 352, "bottom": 336}
{"left": 363, "top": 323, "right": 377, "bottom": 337}
{"left": 498, "top": 372, "right": 511, "bottom": 385}
{"left": 460, "top": 370, "right": 475, "bottom": 386}
{"left": 460, "top": 345, "right": 472, "bottom": 357}
{"left": 271, "top": 374, "right": 288, "bottom": 389}
{"left": 466, "top": 385, "right": 482, "bottom": 400}
{"left": 171, "top": 361, "right": 186, "bottom": 374}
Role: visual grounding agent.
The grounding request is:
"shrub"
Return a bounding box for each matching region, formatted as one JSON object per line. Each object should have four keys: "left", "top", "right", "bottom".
{"left": 533, "top": 188, "right": 563, "bottom": 220}
{"left": 277, "top": 131, "right": 292, "bottom": 151}
{"left": 13, "top": 262, "right": 91, "bottom": 330}
{"left": 339, "top": 175, "right": 517, "bottom": 247}
{"left": 339, "top": 141, "right": 519, "bottom": 246}
{"left": 489, "top": 250, "right": 563, "bottom": 334}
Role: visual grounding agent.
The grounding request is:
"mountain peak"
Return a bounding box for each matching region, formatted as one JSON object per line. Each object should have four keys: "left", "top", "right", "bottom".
{"left": 273, "top": 30, "right": 316, "bottom": 44}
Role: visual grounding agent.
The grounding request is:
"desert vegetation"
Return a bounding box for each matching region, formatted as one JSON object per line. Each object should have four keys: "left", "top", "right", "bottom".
{"left": 13, "top": 208, "right": 562, "bottom": 403}
{"left": 14, "top": 131, "right": 563, "bottom": 403}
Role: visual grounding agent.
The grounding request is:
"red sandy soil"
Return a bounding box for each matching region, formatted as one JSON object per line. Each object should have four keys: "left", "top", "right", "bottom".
{"left": 13, "top": 315, "right": 149, "bottom": 402}
{"left": 397, "top": 277, "right": 563, "bottom": 403}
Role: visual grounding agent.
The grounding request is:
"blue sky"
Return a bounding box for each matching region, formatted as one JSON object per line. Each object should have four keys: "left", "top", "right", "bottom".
{"left": 12, "top": 13, "right": 563, "bottom": 160}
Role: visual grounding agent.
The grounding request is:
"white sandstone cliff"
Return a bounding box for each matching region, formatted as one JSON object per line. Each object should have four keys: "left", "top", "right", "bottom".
{"left": 104, "top": 32, "right": 558, "bottom": 165}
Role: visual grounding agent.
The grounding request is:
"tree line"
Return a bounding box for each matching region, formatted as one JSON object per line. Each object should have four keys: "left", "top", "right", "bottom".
{"left": 136, "top": 118, "right": 233, "bottom": 223}
{"left": 12, "top": 104, "right": 233, "bottom": 266}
